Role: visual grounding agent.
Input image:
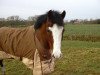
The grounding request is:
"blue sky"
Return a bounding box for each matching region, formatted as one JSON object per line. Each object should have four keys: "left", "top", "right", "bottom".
{"left": 0, "top": 0, "right": 100, "bottom": 20}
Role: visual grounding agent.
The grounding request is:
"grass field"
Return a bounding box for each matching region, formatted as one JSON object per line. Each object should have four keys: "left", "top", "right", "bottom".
{"left": 49, "top": 40, "right": 100, "bottom": 75}
{"left": 64, "top": 24, "right": 100, "bottom": 36}
{"left": 63, "top": 24, "right": 100, "bottom": 42}
{"left": 0, "top": 24, "right": 100, "bottom": 75}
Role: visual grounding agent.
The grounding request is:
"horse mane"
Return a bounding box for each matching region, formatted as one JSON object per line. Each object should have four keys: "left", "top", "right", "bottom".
{"left": 34, "top": 14, "right": 47, "bottom": 29}
{"left": 34, "top": 10, "right": 64, "bottom": 29}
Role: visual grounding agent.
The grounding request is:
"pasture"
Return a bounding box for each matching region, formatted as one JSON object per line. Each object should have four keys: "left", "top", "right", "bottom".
{"left": 0, "top": 24, "right": 100, "bottom": 75}
{"left": 64, "top": 24, "right": 100, "bottom": 42}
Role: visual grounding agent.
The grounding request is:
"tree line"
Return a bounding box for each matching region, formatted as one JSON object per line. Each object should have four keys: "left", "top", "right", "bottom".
{"left": 0, "top": 16, "right": 100, "bottom": 27}
{"left": 66, "top": 19, "right": 100, "bottom": 24}
{"left": 0, "top": 16, "right": 37, "bottom": 27}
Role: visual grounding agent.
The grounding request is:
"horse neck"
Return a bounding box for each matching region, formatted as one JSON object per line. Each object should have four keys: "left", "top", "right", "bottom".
{"left": 35, "top": 28, "right": 52, "bottom": 61}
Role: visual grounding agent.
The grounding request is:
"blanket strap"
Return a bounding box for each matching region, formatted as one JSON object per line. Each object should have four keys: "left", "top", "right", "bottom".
{"left": 33, "top": 49, "right": 43, "bottom": 75}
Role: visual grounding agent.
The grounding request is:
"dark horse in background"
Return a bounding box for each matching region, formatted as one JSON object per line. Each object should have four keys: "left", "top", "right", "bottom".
{"left": 0, "top": 10, "right": 66, "bottom": 75}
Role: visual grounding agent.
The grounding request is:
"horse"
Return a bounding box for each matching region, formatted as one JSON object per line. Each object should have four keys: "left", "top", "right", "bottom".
{"left": 0, "top": 10, "right": 66, "bottom": 75}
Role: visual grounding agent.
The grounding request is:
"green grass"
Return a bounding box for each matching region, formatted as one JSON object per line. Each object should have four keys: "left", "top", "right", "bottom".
{"left": 0, "top": 59, "right": 32, "bottom": 75}
{"left": 49, "top": 40, "right": 100, "bottom": 75}
{"left": 63, "top": 24, "right": 100, "bottom": 41}
{"left": 64, "top": 24, "right": 100, "bottom": 36}
{"left": 50, "top": 47, "right": 100, "bottom": 75}
{"left": 62, "top": 40, "right": 100, "bottom": 48}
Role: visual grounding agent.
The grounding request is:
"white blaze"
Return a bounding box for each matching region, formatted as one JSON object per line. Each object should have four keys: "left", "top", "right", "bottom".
{"left": 49, "top": 24, "right": 63, "bottom": 58}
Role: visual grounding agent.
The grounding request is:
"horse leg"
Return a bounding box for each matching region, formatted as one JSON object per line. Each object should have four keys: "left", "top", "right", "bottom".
{"left": 0, "top": 60, "right": 6, "bottom": 75}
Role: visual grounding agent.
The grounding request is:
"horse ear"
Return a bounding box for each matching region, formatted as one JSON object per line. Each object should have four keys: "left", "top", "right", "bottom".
{"left": 47, "top": 10, "right": 52, "bottom": 19}
{"left": 61, "top": 11, "right": 66, "bottom": 19}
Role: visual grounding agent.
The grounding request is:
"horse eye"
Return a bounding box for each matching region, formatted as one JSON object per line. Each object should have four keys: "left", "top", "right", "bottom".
{"left": 47, "top": 29, "right": 51, "bottom": 33}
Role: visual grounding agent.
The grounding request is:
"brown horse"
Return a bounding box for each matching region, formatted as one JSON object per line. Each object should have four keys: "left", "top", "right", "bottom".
{"left": 0, "top": 10, "right": 66, "bottom": 75}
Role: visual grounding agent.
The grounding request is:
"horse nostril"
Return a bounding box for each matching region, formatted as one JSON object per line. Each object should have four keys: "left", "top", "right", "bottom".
{"left": 52, "top": 54, "right": 55, "bottom": 58}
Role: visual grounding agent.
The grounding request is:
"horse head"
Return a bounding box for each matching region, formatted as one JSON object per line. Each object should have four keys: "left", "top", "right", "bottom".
{"left": 34, "top": 10, "right": 66, "bottom": 60}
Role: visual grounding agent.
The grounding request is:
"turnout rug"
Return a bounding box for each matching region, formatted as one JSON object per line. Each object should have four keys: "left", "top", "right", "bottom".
{"left": 0, "top": 26, "right": 36, "bottom": 60}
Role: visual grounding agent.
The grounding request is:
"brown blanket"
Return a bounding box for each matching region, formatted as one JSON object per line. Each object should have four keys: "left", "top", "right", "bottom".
{"left": 0, "top": 26, "right": 36, "bottom": 60}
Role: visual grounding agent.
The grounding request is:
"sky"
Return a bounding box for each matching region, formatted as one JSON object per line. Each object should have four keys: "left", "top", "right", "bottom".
{"left": 0, "top": 0, "right": 100, "bottom": 20}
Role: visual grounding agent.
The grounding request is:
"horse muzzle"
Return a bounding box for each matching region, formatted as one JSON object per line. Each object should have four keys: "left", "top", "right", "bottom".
{"left": 52, "top": 50, "right": 62, "bottom": 58}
